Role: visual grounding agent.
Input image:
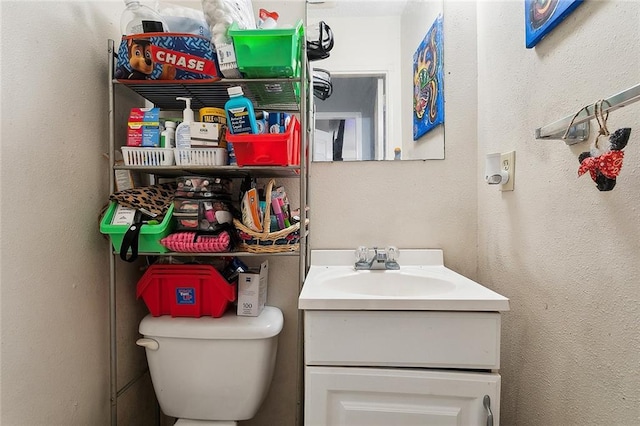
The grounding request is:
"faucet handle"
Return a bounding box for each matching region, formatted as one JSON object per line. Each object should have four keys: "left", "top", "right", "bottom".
{"left": 355, "top": 246, "right": 369, "bottom": 263}
{"left": 386, "top": 246, "right": 399, "bottom": 262}
{"left": 384, "top": 246, "right": 400, "bottom": 270}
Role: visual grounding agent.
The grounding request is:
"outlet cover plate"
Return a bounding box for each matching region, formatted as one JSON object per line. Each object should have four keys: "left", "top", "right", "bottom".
{"left": 500, "top": 151, "right": 515, "bottom": 191}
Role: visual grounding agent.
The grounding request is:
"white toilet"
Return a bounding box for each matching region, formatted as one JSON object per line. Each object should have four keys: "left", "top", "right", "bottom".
{"left": 137, "top": 306, "right": 284, "bottom": 425}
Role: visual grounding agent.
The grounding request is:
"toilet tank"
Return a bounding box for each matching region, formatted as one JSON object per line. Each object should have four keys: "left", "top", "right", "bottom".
{"left": 139, "top": 306, "right": 284, "bottom": 421}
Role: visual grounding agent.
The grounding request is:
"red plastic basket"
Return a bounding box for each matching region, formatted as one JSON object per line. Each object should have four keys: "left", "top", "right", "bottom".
{"left": 136, "top": 264, "right": 236, "bottom": 318}
{"left": 227, "top": 115, "right": 300, "bottom": 166}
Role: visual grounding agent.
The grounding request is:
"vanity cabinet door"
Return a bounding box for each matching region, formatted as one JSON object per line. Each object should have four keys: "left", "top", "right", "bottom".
{"left": 305, "top": 366, "right": 500, "bottom": 426}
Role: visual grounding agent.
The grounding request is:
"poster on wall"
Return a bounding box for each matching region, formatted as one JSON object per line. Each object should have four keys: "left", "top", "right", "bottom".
{"left": 525, "top": 0, "right": 583, "bottom": 48}
{"left": 413, "top": 14, "right": 444, "bottom": 141}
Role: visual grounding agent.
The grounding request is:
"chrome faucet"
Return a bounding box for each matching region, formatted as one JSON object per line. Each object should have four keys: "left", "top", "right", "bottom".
{"left": 355, "top": 246, "right": 400, "bottom": 270}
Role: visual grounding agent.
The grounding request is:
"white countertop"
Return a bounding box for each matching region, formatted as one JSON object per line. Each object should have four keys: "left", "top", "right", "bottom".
{"left": 298, "top": 249, "right": 510, "bottom": 311}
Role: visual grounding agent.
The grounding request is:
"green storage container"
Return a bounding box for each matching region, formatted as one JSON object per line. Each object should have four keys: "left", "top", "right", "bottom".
{"left": 229, "top": 20, "right": 304, "bottom": 79}
{"left": 100, "top": 202, "right": 174, "bottom": 254}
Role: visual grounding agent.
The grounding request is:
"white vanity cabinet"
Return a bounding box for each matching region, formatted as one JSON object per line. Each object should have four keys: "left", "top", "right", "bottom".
{"left": 303, "top": 310, "right": 502, "bottom": 426}
{"left": 299, "top": 249, "right": 509, "bottom": 426}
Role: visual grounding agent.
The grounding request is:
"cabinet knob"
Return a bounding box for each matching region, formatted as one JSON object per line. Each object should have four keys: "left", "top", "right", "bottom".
{"left": 483, "top": 394, "right": 494, "bottom": 426}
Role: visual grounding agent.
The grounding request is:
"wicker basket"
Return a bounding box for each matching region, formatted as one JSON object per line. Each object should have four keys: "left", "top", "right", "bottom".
{"left": 233, "top": 179, "right": 306, "bottom": 253}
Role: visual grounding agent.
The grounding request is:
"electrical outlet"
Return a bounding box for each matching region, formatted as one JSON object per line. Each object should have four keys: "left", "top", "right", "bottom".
{"left": 500, "top": 151, "right": 515, "bottom": 191}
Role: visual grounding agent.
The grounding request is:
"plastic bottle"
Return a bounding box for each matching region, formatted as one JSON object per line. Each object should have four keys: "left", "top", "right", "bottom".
{"left": 225, "top": 86, "right": 259, "bottom": 135}
{"left": 394, "top": 147, "right": 402, "bottom": 160}
{"left": 175, "top": 97, "right": 194, "bottom": 154}
{"left": 255, "top": 111, "right": 269, "bottom": 134}
{"left": 120, "top": 0, "right": 169, "bottom": 35}
{"left": 160, "top": 121, "right": 176, "bottom": 148}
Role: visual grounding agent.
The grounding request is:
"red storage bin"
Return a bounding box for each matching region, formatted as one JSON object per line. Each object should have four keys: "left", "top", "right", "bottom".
{"left": 136, "top": 264, "right": 236, "bottom": 318}
{"left": 227, "top": 115, "right": 300, "bottom": 166}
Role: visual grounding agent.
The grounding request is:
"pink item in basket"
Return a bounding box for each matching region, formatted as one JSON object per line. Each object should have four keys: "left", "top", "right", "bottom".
{"left": 161, "top": 231, "right": 231, "bottom": 253}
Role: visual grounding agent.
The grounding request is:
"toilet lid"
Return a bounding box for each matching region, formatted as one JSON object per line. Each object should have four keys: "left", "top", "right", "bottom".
{"left": 139, "top": 306, "right": 284, "bottom": 339}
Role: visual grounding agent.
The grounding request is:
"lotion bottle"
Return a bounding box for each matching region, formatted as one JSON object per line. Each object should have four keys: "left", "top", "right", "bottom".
{"left": 175, "top": 97, "right": 194, "bottom": 151}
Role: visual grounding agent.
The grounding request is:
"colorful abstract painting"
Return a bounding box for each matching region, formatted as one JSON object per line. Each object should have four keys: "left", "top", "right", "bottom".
{"left": 413, "top": 14, "right": 444, "bottom": 141}
{"left": 525, "top": 0, "right": 583, "bottom": 48}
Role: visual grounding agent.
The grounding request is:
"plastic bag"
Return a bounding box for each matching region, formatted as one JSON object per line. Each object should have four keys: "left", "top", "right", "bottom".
{"left": 154, "top": 1, "right": 212, "bottom": 39}
{"left": 201, "top": 0, "right": 256, "bottom": 47}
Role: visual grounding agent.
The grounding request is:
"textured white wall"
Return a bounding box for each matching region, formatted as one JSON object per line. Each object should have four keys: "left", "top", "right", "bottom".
{"left": 1, "top": 1, "right": 157, "bottom": 424}
{"left": 476, "top": 1, "right": 640, "bottom": 424}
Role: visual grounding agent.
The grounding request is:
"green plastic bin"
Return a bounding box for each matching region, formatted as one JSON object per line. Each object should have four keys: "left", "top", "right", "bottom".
{"left": 100, "top": 202, "right": 174, "bottom": 254}
{"left": 229, "top": 20, "right": 304, "bottom": 79}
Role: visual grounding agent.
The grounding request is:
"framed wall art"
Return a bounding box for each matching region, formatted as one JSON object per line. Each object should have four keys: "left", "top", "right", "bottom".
{"left": 525, "top": 0, "right": 583, "bottom": 48}
{"left": 413, "top": 14, "right": 444, "bottom": 141}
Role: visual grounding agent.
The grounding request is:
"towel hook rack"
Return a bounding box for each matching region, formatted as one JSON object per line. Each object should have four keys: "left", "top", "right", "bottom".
{"left": 535, "top": 83, "right": 640, "bottom": 145}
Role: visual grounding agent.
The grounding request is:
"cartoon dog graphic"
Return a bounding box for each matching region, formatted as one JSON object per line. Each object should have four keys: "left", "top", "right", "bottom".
{"left": 115, "top": 38, "right": 175, "bottom": 80}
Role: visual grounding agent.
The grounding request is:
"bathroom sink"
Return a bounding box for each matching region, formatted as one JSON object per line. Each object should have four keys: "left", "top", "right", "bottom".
{"left": 318, "top": 269, "right": 456, "bottom": 297}
{"left": 299, "top": 249, "right": 510, "bottom": 311}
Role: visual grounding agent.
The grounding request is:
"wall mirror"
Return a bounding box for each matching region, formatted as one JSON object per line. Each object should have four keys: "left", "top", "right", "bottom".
{"left": 307, "top": 0, "right": 445, "bottom": 161}
{"left": 313, "top": 73, "right": 386, "bottom": 161}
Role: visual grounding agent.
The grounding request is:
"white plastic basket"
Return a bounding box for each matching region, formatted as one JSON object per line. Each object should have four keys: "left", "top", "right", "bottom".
{"left": 174, "top": 148, "right": 228, "bottom": 166}
{"left": 121, "top": 147, "right": 175, "bottom": 166}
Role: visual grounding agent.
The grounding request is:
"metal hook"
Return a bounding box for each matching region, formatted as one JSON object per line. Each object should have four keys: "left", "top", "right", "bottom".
{"left": 561, "top": 104, "right": 591, "bottom": 141}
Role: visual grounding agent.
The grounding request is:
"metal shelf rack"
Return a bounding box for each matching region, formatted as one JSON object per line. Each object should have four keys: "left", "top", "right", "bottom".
{"left": 106, "top": 38, "right": 309, "bottom": 425}
{"left": 114, "top": 164, "right": 301, "bottom": 178}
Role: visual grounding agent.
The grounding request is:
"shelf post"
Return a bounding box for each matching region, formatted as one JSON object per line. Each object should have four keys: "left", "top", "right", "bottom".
{"left": 107, "top": 38, "right": 118, "bottom": 426}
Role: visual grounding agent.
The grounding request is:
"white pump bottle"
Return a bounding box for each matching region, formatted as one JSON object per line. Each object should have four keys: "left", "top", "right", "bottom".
{"left": 175, "top": 97, "right": 194, "bottom": 151}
